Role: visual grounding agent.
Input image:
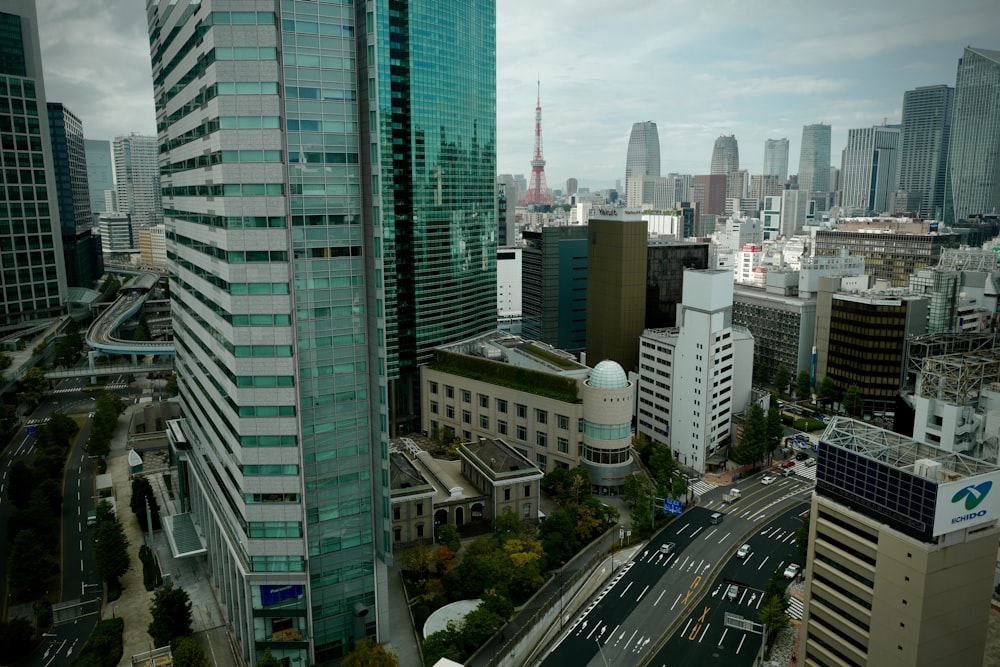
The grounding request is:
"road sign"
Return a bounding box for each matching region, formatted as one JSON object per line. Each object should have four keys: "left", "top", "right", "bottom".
{"left": 26, "top": 425, "right": 37, "bottom": 435}
{"left": 663, "top": 498, "right": 683, "bottom": 515}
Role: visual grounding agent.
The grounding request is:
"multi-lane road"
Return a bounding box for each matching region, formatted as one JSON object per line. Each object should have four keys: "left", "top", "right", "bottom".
{"left": 540, "top": 466, "right": 815, "bottom": 667}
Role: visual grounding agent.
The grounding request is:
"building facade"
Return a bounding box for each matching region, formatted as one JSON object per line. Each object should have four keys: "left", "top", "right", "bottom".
{"left": 841, "top": 125, "right": 901, "bottom": 213}
{"left": 798, "top": 123, "right": 831, "bottom": 199}
{"left": 732, "top": 281, "right": 816, "bottom": 380}
{"left": 763, "top": 137, "right": 788, "bottom": 180}
{"left": 625, "top": 121, "right": 661, "bottom": 208}
{"left": 112, "top": 133, "right": 161, "bottom": 228}
{"left": 148, "top": 1, "right": 497, "bottom": 663}
{"left": 521, "top": 225, "right": 588, "bottom": 352}
{"left": 0, "top": 1, "right": 67, "bottom": 329}
{"left": 693, "top": 173, "right": 727, "bottom": 218}
{"left": 800, "top": 417, "right": 1000, "bottom": 666}
{"left": 645, "top": 242, "right": 710, "bottom": 329}
{"left": 84, "top": 138, "right": 114, "bottom": 222}
{"left": 813, "top": 226, "right": 960, "bottom": 287}
{"left": 710, "top": 134, "right": 739, "bottom": 176}
{"left": 949, "top": 47, "right": 1000, "bottom": 222}
{"left": 898, "top": 84, "right": 954, "bottom": 220}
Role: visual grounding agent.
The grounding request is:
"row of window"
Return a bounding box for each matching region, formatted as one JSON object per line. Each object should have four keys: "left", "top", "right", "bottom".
{"left": 427, "top": 381, "right": 571, "bottom": 428}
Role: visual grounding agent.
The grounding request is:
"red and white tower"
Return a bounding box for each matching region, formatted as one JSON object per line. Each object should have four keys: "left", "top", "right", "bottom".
{"left": 523, "top": 79, "right": 554, "bottom": 206}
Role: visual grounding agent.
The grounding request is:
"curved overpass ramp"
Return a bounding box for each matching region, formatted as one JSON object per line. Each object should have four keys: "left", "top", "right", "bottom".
{"left": 86, "top": 274, "right": 175, "bottom": 356}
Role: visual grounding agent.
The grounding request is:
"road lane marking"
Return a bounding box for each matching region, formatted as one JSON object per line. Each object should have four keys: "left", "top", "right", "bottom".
{"left": 676, "top": 522, "right": 691, "bottom": 534}
{"left": 737, "top": 633, "right": 747, "bottom": 653}
{"left": 690, "top": 526, "right": 704, "bottom": 538}
{"left": 636, "top": 584, "right": 650, "bottom": 602}
{"left": 717, "top": 531, "right": 731, "bottom": 544}
{"left": 619, "top": 581, "right": 634, "bottom": 598}
{"left": 698, "top": 623, "right": 711, "bottom": 642}
{"left": 718, "top": 627, "right": 728, "bottom": 647}
{"left": 653, "top": 590, "right": 666, "bottom": 606}
{"left": 670, "top": 593, "right": 683, "bottom": 610}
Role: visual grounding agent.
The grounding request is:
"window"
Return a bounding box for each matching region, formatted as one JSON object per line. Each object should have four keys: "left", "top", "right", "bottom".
{"left": 480, "top": 415, "right": 489, "bottom": 429}
{"left": 445, "top": 385, "right": 454, "bottom": 398}
{"left": 446, "top": 405, "right": 455, "bottom": 419}
{"left": 504, "top": 488, "right": 510, "bottom": 501}
{"left": 498, "top": 420, "right": 508, "bottom": 435}
{"left": 429, "top": 382, "right": 438, "bottom": 394}
{"left": 516, "top": 403, "right": 527, "bottom": 419}
{"left": 479, "top": 394, "right": 489, "bottom": 408}
{"left": 416, "top": 503, "right": 423, "bottom": 516}
{"left": 497, "top": 399, "right": 508, "bottom": 413}
{"left": 557, "top": 437, "right": 569, "bottom": 453}
{"left": 463, "top": 430, "right": 471, "bottom": 441}
{"left": 416, "top": 524, "right": 424, "bottom": 538}
{"left": 557, "top": 414, "right": 569, "bottom": 430}
{"left": 393, "top": 527, "right": 401, "bottom": 542}
{"left": 536, "top": 432, "right": 547, "bottom": 448}
{"left": 462, "top": 390, "right": 471, "bottom": 403}
{"left": 536, "top": 454, "right": 547, "bottom": 470}
{"left": 536, "top": 409, "right": 548, "bottom": 424}
{"left": 392, "top": 506, "right": 400, "bottom": 520}
{"left": 462, "top": 410, "right": 471, "bottom": 424}
{"left": 524, "top": 503, "right": 531, "bottom": 518}
{"left": 524, "top": 485, "right": 531, "bottom": 498}
{"left": 516, "top": 425, "right": 527, "bottom": 441}
{"left": 430, "top": 401, "right": 438, "bottom": 414}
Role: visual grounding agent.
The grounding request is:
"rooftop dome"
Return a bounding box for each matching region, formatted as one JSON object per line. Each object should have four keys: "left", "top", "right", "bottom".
{"left": 589, "top": 360, "right": 628, "bottom": 389}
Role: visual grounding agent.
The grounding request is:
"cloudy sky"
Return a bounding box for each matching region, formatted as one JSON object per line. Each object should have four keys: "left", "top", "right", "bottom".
{"left": 34, "top": 0, "right": 999, "bottom": 190}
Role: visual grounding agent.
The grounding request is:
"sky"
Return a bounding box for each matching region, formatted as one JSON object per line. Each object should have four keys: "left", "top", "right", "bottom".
{"left": 33, "top": 0, "right": 1000, "bottom": 191}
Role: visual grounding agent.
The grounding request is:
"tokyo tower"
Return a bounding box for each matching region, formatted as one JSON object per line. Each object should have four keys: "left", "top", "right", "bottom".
{"left": 523, "top": 79, "right": 554, "bottom": 206}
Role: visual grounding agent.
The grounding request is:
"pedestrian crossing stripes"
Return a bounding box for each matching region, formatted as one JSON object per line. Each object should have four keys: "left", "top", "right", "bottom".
{"left": 690, "top": 480, "right": 718, "bottom": 497}
{"left": 105, "top": 383, "right": 129, "bottom": 390}
{"left": 26, "top": 417, "right": 51, "bottom": 425}
{"left": 786, "top": 595, "right": 804, "bottom": 620}
{"left": 53, "top": 387, "right": 82, "bottom": 394}
{"left": 790, "top": 463, "right": 817, "bottom": 482}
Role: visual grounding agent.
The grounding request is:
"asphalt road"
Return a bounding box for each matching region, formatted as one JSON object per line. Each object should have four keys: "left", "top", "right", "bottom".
{"left": 646, "top": 502, "right": 809, "bottom": 666}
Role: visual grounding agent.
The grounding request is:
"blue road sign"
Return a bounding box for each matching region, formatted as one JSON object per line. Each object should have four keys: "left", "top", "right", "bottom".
{"left": 663, "top": 498, "right": 683, "bottom": 515}
{"left": 26, "top": 425, "right": 37, "bottom": 435}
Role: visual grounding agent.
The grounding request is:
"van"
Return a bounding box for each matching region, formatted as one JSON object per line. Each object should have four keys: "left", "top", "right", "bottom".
{"left": 805, "top": 458, "right": 816, "bottom": 467}
{"left": 710, "top": 512, "right": 723, "bottom": 525}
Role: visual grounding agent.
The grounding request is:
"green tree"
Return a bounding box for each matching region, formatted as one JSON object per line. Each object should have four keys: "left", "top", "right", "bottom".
{"left": 7, "top": 460, "right": 33, "bottom": 509}
{"left": 255, "top": 648, "right": 283, "bottom": 667}
{"left": 795, "top": 512, "right": 811, "bottom": 561}
{"left": 100, "top": 274, "right": 121, "bottom": 296}
{"left": 731, "top": 404, "right": 768, "bottom": 466}
{"left": 795, "top": 370, "right": 812, "bottom": 401}
{"left": 766, "top": 403, "right": 784, "bottom": 465}
{"left": 773, "top": 364, "right": 791, "bottom": 395}
{"left": 0, "top": 404, "right": 17, "bottom": 444}
{"left": 54, "top": 319, "right": 84, "bottom": 367}
{"left": 759, "top": 592, "right": 790, "bottom": 644}
{"left": 540, "top": 467, "right": 589, "bottom": 506}
{"left": 95, "top": 499, "right": 117, "bottom": 524}
{"left": 647, "top": 441, "right": 677, "bottom": 496}
{"left": 436, "top": 523, "right": 461, "bottom": 553}
{"left": 38, "top": 411, "right": 79, "bottom": 449}
{"left": 164, "top": 373, "right": 179, "bottom": 396}
{"left": 148, "top": 585, "right": 193, "bottom": 648}
{"left": 7, "top": 529, "right": 58, "bottom": 594}
{"left": 343, "top": 639, "right": 400, "bottom": 667}
{"left": 93, "top": 517, "right": 130, "bottom": 585}
{"left": 538, "top": 509, "right": 579, "bottom": 566}
{"left": 0, "top": 617, "right": 35, "bottom": 663}
{"left": 172, "top": 637, "right": 210, "bottom": 667}
{"left": 754, "top": 363, "right": 772, "bottom": 385}
{"left": 18, "top": 366, "right": 51, "bottom": 407}
{"left": 134, "top": 312, "right": 151, "bottom": 341}
{"left": 816, "top": 376, "right": 838, "bottom": 408}
{"left": 842, "top": 384, "right": 864, "bottom": 417}
{"left": 622, "top": 473, "right": 652, "bottom": 509}
{"left": 131, "top": 476, "right": 162, "bottom": 531}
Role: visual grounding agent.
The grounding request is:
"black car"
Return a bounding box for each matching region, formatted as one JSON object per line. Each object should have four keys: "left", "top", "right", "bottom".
{"left": 795, "top": 451, "right": 809, "bottom": 461}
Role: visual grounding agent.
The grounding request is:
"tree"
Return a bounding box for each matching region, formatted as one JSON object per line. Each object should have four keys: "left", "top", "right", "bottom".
{"left": 165, "top": 373, "right": 179, "bottom": 396}
{"left": 538, "top": 509, "right": 579, "bottom": 566}
{"left": 816, "top": 376, "right": 838, "bottom": 408}
{"left": 55, "top": 319, "right": 84, "bottom": 366}
{"left": 754, "top": 363, "right": 772, "bottom": 385}
{"left": 148, "top": 585, "right": 193, "bottom": 648}
{"left": 7, "top": 529, "right": 58, "bottom": 594}
{"left": 100, "top": 274, "right": 121, "bottom": 296}
{"left": 7, "top": 460, "right": 33, "bottom": 509}
{"left": 172, "top": 637, "right": 210, "bottom": 667}
{"left": 647, "top": 441, "right": 677, "bottom": 496}
{"left": 842, "top": 385, "right": 864, "bottom": 417}
{"left": 255, "top": 648, "right": 283, "bottom": 667}
{"left": 134, "top": 312, "right": 151, "bottom": 341}
{"left": 795, "top": 370, "right": 812, "bottom": 401}
{"left": 766, "top": 403, "right": 784, "bottom": 465}
{"left": 93, "top": 517, "right": 130, "bottom": 585}
{"left": 573, "top": 502, "right": 603, "bottom": 542}
{"left": 131, "top": 476, "right": 162, "bottom": 531}
{"left": 540, "top": 467, "right": 589, "bottom": 507}
{"left": 731, "top": 404, "right": 768, "bottom": 466}
{"left": 436, "top": 523, "right": 461, "bottom": 553}
{"left": 759, "top": 592, "right": 790, "bottom": 644}
{"left": 795, "top": 512, "right": 811, "bottom": 561}
{"left": 38, "top": 411, "right": 79, "bottom": 449}
{"left": 773, "top": 364, "right": 791, "bottom": 395}
{"left": 342, "top": 638, "right": 399, "bottom": 667}
{"left": 18, "top": 366, "right": 51, "bottom": 407}
{"left": 622, "top": 473, "right": 652, "bottom": 509}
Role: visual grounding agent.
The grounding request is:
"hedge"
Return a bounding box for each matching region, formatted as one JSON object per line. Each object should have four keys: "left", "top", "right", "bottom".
{"left": 432, "top": 350, "right": 579, "bottom": 403}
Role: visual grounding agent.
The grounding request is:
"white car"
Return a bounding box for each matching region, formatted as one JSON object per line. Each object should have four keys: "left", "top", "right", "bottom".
{"left": 726, "top": 584, "right": 740, "bottom": 601}
{"left": 761, "top": 475, "right": 776, "bottom": 485}
{"left": 736, "top": 544, "right": 751, "bottom": 559}
{"left": 784, "top": 563, "right": 801, "bottom": 580}
{"left": 659, "top": 542, "right": 676, "bottom": 555}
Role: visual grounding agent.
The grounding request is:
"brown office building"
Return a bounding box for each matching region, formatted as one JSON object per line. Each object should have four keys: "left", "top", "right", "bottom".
{"left": 693, "top": 174, "right": 728, "bottom": 218}
{"left": 800, "top": 417, "right": 1000, "bottom": 666}
{"left": 586, "top": 209, "right": 647, "bottom": 372}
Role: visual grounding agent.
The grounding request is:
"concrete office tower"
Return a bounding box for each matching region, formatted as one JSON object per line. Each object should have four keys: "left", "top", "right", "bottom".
{"left": 693, "top": 174, "right": 727, "bottom": 217}
{"left": 84, "top": 139, "right": 114, "bottom": 222}
{"left": 98, "top": 213, "right": 133, "bottom": 254}
{"left": 725, "top": 168, "right": 749, "bottom": 202}
{"left": 949, "top": 47, "right": 1000, "bottom": 222}
{"left": 522, "top": 226, "right": 589, "bottom": 352}
{"left": 496, "top": 247, "right": 521, "bottom": 333}
{"left": 635, "top": 269, "right": 753, "bottom": 472}
{"left": 565, "top": 177, "right": 578, "bottom": 197}
{"left": 497, "top": 180, "right": 514, "bottom": 246}
{"left": 48, "top": 103, "right": 102, "bottom": 287}
{"left": 586, "top": 208, "right": 647, "bottom": 372}
{"left": 113, "top": 133, "right": 161, "bottom": 228}
{"left": 841, "top": 125, "right": 901, "bottom": 213}
{"left": 797, "top": 123, "right": 831, "bottom": 198}
{"left": 146, "top": 1, "right": 497, "bottom": 664}
{"left": 763, "top": 137, "right": 789, "bottom": 180}
{"left": 710, "top": 134, "right": 739, "bottom": 176}
{"left": 799, "top": 417, "right": 1000, "bottom": 667}
{"left": 625, "top": 121, "right": 661, "bottom": 207}
{"left": 0, "top": 2, "right": 67, "bottom": 328}
{"left": 898, "top": 85, "right": 954, "bottom": 220}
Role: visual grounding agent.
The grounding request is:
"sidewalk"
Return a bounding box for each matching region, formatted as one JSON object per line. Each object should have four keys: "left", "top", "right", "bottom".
{"left": 101, "top": 402, "right": 240, "bottom": 667}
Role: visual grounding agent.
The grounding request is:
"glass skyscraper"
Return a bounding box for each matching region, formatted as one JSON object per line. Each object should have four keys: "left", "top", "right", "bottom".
{"left": 949, "top": 47, "right": 1000, "bottom": 222}
{"left": 624, "top": 120, "right": 660, "bottom": 207}
{"left": 147, "top": 0, "right": 496, "bottom": 663}
{"left": 763, "top": 137, "right": 789, "bottom": 181}
{"left": 797, "top": 123, "right": 831, "bottom": 199}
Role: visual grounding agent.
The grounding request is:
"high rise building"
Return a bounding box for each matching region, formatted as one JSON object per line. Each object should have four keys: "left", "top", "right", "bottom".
{"left": 693, "top": 174, "right": 727, "bottom": 217}
{"left": 799, "top": 417, "right": 1000, "bottom": 666}
{"left": 625, "top": 121, "right": 661, "bottom": 207}
{"left": 47, "top": 103, "right": 102, "bottom": 287}
{"left": 949, "top": 47, "right": 1000, "bottom": 222}
{"left": 798, "top": 123, "right": 831, "bottom": 199}
{"left": 0, "top": 1, "right": 67, "bottom": 328}
{"left": 898, "top": 85, "right": 954, "bottom": 220}
{"left": 84, "top": 139, "right": 114, "bottom": 222}
{"left": 113, "top": 133, "right": 161, "bottom": 228}
{"left": 521, "top": 225, "right": 589, "bottom": 352}
{"left": 710, "top": 134, "right": 739, "bottom": 176}
{"left": 147, "top": 1, "right": 497, "bottom": 664}
{"left": 841, "top": 125, "right": 901, "bottom": 213}
{"left": 763, "top": 137, "right": 789, "bottom": 180}
{"left": 565, "top": 177, "right": 578, "bottom": 197}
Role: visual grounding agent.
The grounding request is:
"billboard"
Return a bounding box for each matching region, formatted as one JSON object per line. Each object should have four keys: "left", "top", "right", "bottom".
{"left": 933, "top": 471, "right": 1000, "bottom": 536}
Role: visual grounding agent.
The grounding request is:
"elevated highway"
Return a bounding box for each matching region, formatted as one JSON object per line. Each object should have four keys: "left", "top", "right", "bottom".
{"left": 85, "top": 273, "right": 176, "bottom": 357}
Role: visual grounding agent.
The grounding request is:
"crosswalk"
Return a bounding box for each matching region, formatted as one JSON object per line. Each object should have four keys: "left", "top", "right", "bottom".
{"left": 787, "top": 462, "right": 817, "bottom": 482}
{"left": 53, "top": 387, "right": 82, "bottom": 394}
{"left": 786, "top": 595, "right": 804, "bottom": 620}
{"left": 105, "top": 382, "right": 130, "bottom": 390}
{"left": 690, "top": 480, "right": 719, "bottom": 497}
{"left": 25, "top": 417, "right": 51, "bottom": 425}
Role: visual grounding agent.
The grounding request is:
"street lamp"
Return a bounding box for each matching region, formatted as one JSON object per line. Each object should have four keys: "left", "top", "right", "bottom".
{"left": 595, "top": 638, "right": 611, "bottom": 667}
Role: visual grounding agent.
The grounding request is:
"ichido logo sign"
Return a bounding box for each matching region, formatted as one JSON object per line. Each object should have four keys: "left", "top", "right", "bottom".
{"left": 951, "top": 481, "right": 993, "bottom": 525}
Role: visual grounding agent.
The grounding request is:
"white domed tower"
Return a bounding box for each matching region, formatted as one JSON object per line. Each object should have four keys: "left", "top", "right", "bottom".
{"left": 581, "top": 360, "right": 634, "bottom": 493}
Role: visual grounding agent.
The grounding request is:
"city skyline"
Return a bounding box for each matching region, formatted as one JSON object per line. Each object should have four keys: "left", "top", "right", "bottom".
{"left": 33, "top": 0, "right": 999, "bottom": 189}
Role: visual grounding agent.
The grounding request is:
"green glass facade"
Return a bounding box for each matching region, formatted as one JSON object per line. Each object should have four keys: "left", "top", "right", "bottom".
{"left": 148, "top": 0, "right": 495, "bottom": 663}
